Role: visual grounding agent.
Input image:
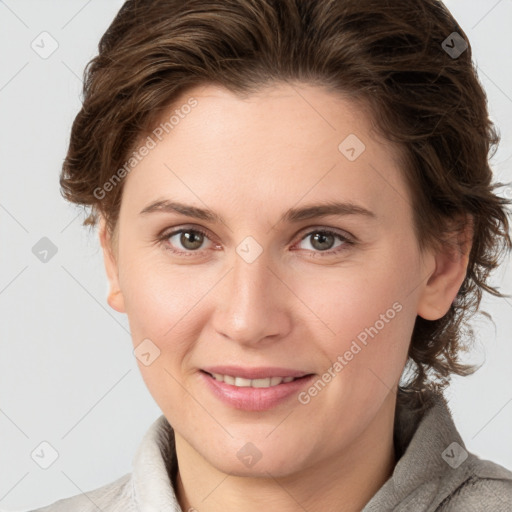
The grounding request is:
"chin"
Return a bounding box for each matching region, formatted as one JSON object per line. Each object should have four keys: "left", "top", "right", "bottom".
{"left": 213, "top": 457, "right": 304, "bottom": 479}
{"left": 202, "top": 440, "right": 311, "bottom": 479}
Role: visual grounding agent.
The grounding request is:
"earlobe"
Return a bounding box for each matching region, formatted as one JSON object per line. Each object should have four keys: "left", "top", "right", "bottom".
{"left": 98, "top": 215, "right": 126, "bottom": 313}
{"left": 107, "top": 289, "right": 125, "bottom": 313}
{"left": 417, "top": 218, "right": 473, "bottom": 321}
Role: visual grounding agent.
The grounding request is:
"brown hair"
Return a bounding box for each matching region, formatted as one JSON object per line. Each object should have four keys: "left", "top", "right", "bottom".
{"left": 61, "top": 0, "right": 511, "bottom": 412}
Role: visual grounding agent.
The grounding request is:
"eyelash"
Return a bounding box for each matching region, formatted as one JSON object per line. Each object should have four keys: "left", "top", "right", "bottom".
{"left": 157, "top": 226, "right": 356, "bottom": 258}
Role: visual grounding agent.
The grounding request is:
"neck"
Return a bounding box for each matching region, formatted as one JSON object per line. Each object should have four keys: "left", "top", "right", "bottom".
{"left": 174, "top": 393, "right": 397, "bottom": 512}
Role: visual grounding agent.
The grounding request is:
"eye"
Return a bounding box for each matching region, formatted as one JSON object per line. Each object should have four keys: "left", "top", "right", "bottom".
{"left": 294, "top": 228, "right": 354, "bottom": 255}
{"left": 160, "top": 227, "right": 216, "bottom": 255}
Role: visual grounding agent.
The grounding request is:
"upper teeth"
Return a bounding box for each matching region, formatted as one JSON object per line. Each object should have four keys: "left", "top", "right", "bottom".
{"left": 211, "top": 373, "right": 296, "bottom": 388}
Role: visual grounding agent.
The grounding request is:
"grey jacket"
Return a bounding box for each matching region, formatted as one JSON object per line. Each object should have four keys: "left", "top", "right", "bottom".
{"left": 29, "top": 391, "right": 512, "bottom": 511}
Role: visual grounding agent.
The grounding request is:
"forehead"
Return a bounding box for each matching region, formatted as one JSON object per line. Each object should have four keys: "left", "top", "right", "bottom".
{"left": 120, "top": 83, "right": 410, "bottom": 227}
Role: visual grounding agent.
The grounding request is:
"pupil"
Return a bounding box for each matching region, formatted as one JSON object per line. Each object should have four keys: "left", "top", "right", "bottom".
{"left": 313, "top": 232, "right": 333, "bottom": 250}
{"left": 182, "top": 231, "right": 203, "bottom": 249}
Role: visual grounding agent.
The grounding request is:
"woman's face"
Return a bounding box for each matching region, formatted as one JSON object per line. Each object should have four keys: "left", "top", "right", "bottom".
{"left": 100, "top": 83, "right": 456, "bottom": 477}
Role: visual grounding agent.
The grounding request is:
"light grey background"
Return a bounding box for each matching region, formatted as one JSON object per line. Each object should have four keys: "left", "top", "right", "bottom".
{"left": 0, "top": 1, "right": 511, "bottom": 510}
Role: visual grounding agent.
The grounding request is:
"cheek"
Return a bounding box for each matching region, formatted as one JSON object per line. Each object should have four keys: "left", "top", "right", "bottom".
{"left": 297, "top": 251, "right": 418, "bottom": 382}
{"left": 121, "top": 261, "right": 205, "bottom": 404}
{"left": 119, "top": 248, "right": 201, "bottom": 331}
{"left": 118, "top": 253, "right": 225, "bottom": 380}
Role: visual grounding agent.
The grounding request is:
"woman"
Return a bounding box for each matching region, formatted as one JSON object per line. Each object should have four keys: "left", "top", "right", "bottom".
{"left": 32, "top": 0, "right": 512, "bottom": 510}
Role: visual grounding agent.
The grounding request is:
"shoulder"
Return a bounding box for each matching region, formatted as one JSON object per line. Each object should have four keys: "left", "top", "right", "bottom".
{"left": 27, "top": 473, "right": 133, "bottom": 512}
{"left": 438, "top": 457, "right": 512, "bottom": 511}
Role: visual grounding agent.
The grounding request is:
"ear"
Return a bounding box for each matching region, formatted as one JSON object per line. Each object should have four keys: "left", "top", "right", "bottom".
{"left": 417, "top": 215, "right": 473, "bottom": 321}
{"left": 98, "top": 214, "right": 126, "bottom": 313}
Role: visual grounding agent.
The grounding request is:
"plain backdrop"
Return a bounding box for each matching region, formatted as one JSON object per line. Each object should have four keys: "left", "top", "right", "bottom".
{"left": 0, "top": 0, "right": 511, "bottom": 510}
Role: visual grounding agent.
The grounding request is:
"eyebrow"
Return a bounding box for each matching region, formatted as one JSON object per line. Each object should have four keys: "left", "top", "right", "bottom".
{"left": 139, "top": 199, "right": 376, "bottom": 224}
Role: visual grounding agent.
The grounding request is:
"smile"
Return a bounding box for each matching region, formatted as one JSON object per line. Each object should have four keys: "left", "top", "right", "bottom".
{"left": 207, "top": 372, "right": 297, "bottom": 388}
{"left": 200, "top": 370, "right": 315, "bottom": 411}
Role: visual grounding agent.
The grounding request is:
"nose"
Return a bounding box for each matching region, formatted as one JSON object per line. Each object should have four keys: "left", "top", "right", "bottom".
{"left": 211, "top": 251, "right": 292, "bottom": 347}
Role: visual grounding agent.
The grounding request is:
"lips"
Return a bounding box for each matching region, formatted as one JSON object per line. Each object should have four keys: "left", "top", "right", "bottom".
{"left": 199, "top": 366, "right": 316, "bottom": 411}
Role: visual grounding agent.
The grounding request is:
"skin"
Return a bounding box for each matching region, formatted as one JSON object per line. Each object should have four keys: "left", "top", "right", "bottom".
{"left": 99, "top": 83, "right": 471, "bottom": 512}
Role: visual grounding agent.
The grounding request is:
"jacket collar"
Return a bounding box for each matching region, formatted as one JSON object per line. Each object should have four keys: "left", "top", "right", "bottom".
{"left": 130, "top": 389, "right": 509, "bottom": 511}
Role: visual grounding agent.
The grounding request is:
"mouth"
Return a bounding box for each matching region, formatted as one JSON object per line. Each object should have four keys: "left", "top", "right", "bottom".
{"left": 199, "top": 369, "right": 316, "bottom": 411}
{"left": 200, "top": 370, "right": 312, "bottom": 388}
